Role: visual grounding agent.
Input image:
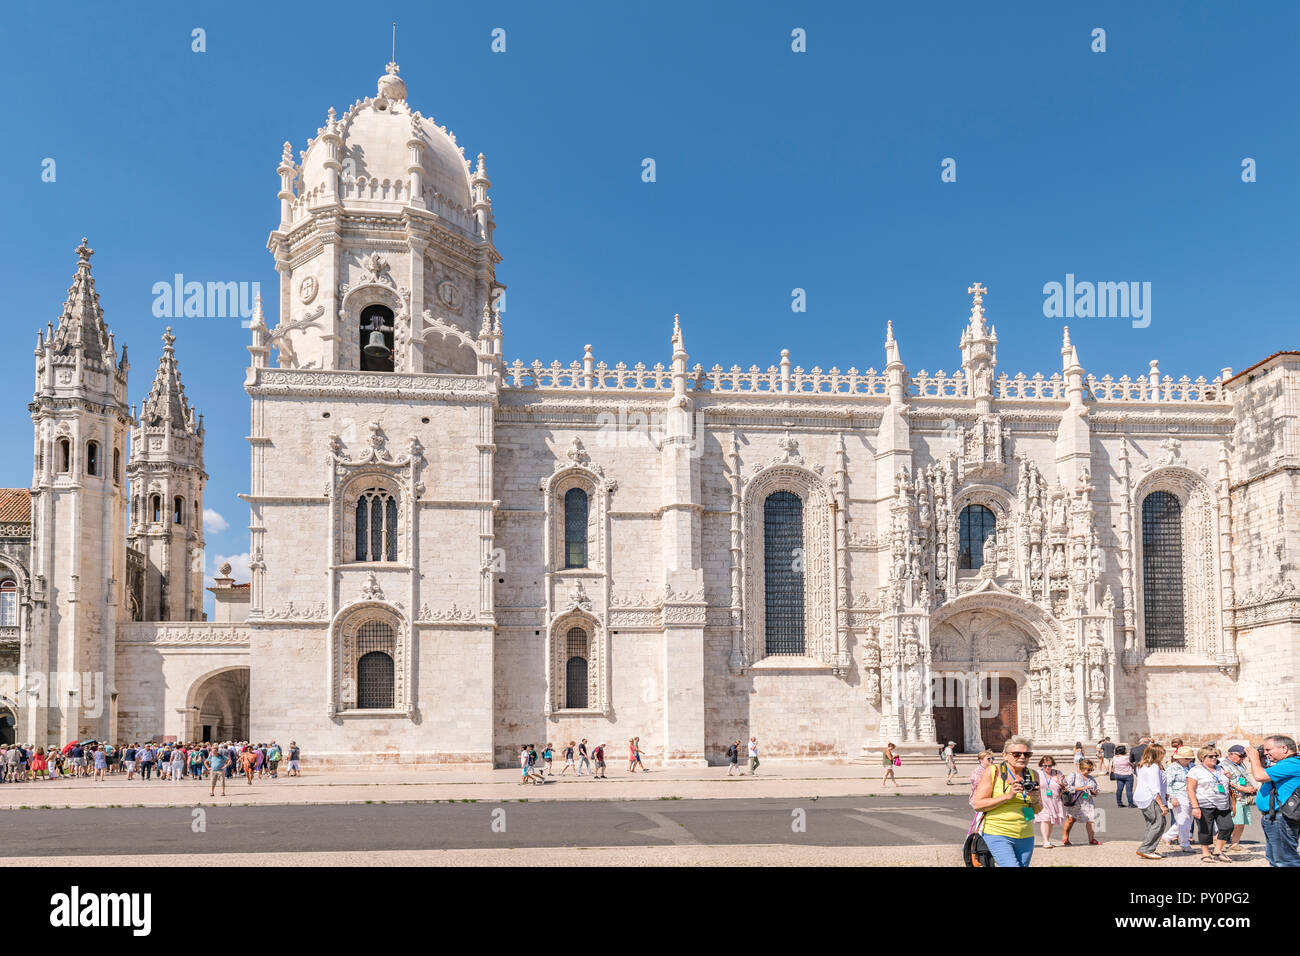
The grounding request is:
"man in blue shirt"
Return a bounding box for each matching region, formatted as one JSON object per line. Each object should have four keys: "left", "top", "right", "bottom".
{"left": 1246, "top": 734, "right": 1300, "bottom": 867}
{"left": 206, "top": 748, "right": 228, "bottom": 797}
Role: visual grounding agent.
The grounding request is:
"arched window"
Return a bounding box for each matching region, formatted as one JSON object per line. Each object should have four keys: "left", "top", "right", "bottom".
{"left": 58, "top": 438, "right": 70, "bottom": 473}
{"left": 959, "top": 504, "right": 997, "bottom": 570}
{"left": 354, "top": 488, "right": 398, "bottom": 562}
{"left": 763, "top": 490, "right": 805, "bottom": 655}
{"left": 86, "top": 441, "right": 99, "bottom": 476}
{"left": 0, "top": 579, "right": 16, "bottom": 627}
{"left": 359, "top": 304, "right": 395, "bottom": 372}
{"left": 150, "top": 494, "right": 161, "bottom": 523}
{"left": 564, "top": 488, "right": 588, "bottom": 568}
{"left": 113, "top": 448, "right": 121, "bottom": 483}
{"left": 173, "top": 496, "right": 184, "bottom": 524}
{"left": 565, "top": 626, "right": 589, "bottom": 709}
{"left": 1142, "top": 491, "right": 1185, "bottom": 649}
{"left": 356, "top": 620, "right": 395, "bottom": 708}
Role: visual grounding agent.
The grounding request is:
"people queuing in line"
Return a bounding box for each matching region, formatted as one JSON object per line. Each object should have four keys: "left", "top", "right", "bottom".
{"left": 0, "top": 740, "right": 296, "bottom": 784}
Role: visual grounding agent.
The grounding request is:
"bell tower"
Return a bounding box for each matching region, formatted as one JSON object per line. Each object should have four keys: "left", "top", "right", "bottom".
{"left": 127, "top": 328, "right": 207, "bottom": 622}
{"left": 265, "top": 62, "right": 503, "bottom": 376}
{"left": 28, "top": 239, "right": 132, "bottom": 745}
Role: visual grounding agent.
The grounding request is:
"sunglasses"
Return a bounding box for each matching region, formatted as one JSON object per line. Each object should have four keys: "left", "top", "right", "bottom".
{"left": 1008, "top": 751, "right": 1033, "bottom": 758}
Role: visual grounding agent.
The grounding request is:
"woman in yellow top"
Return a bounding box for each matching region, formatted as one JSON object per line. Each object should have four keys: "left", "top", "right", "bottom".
{"left": 971, "top": 736, "right": 1043, "bottom": 867}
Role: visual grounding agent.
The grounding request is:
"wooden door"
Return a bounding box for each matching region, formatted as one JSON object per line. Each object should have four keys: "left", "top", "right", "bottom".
{"left": 931, "top": 678, "right": 964, "bottom": 751}
{"left": 979, "top": 677, "right": 1018, "bottom": 751}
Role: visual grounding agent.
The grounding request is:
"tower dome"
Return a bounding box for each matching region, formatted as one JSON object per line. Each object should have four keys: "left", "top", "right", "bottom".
{"left": 293, "top": 62, "right": 477, "bottom": 235}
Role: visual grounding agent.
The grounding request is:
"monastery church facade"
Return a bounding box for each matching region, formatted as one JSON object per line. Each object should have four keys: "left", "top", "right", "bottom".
{"left": 1, "top": 63, "right": 1296, "bottom": 763}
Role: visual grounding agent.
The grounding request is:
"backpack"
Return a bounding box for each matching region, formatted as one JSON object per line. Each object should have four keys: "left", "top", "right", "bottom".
{"left": 1265, "top": 757, "right": 1300, "bottom": 825}
{"left": 727, "top": 744, "right": 737, "bottom": 760}
{"left": 963, "top": 814, "right": 996, "bottom": 868}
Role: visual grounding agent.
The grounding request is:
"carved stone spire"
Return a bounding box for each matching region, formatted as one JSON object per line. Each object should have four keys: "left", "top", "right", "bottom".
{"left": 140, "top": 326, "right": 198, "bottom": 434}
{"left": 959, "top": 282, "right": 997, "bottom": 406}
{"left": 49, "top": 238, "right": 116, "bottom": 370}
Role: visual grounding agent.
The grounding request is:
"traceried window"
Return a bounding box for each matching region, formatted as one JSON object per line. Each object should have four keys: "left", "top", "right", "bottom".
{"left": 763, "top": 491, "right": 805, "bottom": 655}
{"left": 354, "top": 488, "right": 398, "bottom": 562}
{"left": 86, "top": 441, "right": 100, "bottom": 477}
{"left": 359, "top": 304, "right": 395, "bottom": 373}
{"left": 959, "top": 504, "right": 996, "bottom": 570}
{"left": 564, "top": 488, "right": 588, "bottom": 569}
{"left": 564, "top": 626, "right": 589, "bottom": 709}
{"left": 355, "top": 620, "right": 396, "bottom": 709}
{"left": 1142, "top": 491, "right": 1185, "bottom": 649}
{"left": 0, "top": 580, "right": 16, "bottom": 627}
{"left": 58, "top": 439, "right": 70, "bottom": 473}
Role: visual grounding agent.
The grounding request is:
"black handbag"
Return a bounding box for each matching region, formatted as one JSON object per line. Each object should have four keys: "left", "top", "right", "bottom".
{"left": 1267, "top": 786, "right": 1300, "bottom": 825}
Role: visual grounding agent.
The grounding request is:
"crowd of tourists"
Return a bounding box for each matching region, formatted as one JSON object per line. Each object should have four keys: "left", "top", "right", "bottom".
{"left": 967, "top": 732, "right": 1300, "bottom": 868}
{"left": 0, "top": 740, "right": 302, "bottom": 791}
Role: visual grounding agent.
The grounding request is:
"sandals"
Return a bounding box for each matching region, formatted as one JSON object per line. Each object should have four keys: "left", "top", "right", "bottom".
{"left": 1089, "top": 839, "right": 1102, "bottom": 845}
{"left": 1200, "top": 856, "right": 1216, "bottom": 863}
{"left": 1214, "top": 853, "right": 1234, "bottom": 863}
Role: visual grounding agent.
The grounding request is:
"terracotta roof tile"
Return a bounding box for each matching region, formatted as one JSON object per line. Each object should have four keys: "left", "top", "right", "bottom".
{"left": 0, "top": 489, "right": 31, "bottom": 524}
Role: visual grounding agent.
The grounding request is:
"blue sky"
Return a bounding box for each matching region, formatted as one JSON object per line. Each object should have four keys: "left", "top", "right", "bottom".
{"left": 2, "top": 1, "right": 1296, "bottom": 606}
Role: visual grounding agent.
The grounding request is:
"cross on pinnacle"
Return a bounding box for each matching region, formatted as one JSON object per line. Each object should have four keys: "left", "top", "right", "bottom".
{"left": 76, "top": 237, "right": 94, "bottom": 262}
{"left": 162, "top": 326, "right": 176, "bottom": 349}
{"left": 967, "top": 282, "right": 987, "bottom": 305}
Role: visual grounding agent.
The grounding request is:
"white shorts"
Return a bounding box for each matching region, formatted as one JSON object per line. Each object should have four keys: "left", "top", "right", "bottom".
{"left": 124, "top": 761, "right": 136, "bottom": 771}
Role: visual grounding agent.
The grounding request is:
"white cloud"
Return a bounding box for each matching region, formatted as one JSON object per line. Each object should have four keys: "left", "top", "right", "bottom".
{"left": 203, "top": 508, "right": 230, "bottom": 534}
{"left": 206, "top": 552, "right": 251, "bottom": 588}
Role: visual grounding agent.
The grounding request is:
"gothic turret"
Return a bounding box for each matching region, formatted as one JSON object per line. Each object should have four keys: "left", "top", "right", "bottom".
{"left": 27, "top": 239, "right": 132, "bottom": 744}
{"left": 127, "top": 328, "right": 207, "bottom": 623}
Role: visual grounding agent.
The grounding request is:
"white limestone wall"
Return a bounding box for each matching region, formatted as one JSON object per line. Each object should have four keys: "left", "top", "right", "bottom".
{"left": 114, "top": 623, "right": 250, "bottom": 743}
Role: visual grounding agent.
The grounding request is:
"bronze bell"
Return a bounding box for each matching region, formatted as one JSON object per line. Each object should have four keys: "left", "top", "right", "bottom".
{"left": 363, "top": 328, "right": 390, "bottom": 359}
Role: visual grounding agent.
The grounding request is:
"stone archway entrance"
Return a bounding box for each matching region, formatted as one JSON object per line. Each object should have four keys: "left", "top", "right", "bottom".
{"left": 0, "top": 707, "right": 14, "bottom": 745}
{"left": 928, "top": 673, "right": 1020, "bottom": 753}
{"left": 187, "top": 667, "right": 250, "bottom": 742}
{"left": 930, "top": 605, "right": 1040, "bottom": 753}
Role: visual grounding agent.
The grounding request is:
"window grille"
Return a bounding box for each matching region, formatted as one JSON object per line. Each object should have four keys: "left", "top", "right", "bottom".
{"left": 356, "top": 620, "right": 395, "bottom": 708}
{"left": 564, "top": 624, "right": 591, "bottom": 709}
{"left": 354, "top": 488, "right": 397, "bottom": 561}
{"left": 564, "top": 488, "right": 588, "bottom": 568}
{"left": 959, "top": 505, "right": 996, "bottom": 570}
{"left": 1142, "top": 491, "right": 1185, "bottom": 649}
{"left": 763, "top": 491, "right": 805, "bottom": 655}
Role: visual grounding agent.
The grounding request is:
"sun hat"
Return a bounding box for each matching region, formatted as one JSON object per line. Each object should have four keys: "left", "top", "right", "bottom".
{"left": 1173, "top": 746, "right": 1196, "bottom": 760}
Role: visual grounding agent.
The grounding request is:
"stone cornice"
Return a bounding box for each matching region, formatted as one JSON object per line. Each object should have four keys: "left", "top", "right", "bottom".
{"left": 245, "top": 367, "right": 495, "bottom": 402}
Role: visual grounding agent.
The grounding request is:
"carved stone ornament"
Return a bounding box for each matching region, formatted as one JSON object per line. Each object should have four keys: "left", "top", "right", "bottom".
{"left": 300, "top": 275, "right": 318, "bottom": 304}
{"left": 360, "top": 573, "right": 385, "bottom": 602}
{"left": 360, "top": 253, "right": 393, "bottom": 287}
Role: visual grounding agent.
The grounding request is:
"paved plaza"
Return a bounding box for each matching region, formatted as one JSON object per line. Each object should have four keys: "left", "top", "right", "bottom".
{"left": 0, "top": 759, "right": 1273, "bottom": 867}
